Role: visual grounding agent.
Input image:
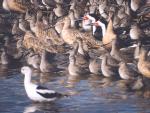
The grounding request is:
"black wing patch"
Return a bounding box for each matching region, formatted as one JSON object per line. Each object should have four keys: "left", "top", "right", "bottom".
{"left": 37, "top": 85, "right": 48, "bottom": 90}
{"left": 37, "top": 91, "right": 63, "bottom": 98}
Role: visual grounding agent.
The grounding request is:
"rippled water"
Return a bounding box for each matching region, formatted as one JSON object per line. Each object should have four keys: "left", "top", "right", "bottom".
{"left": 0, "top": 65, "right": 150, "bottom": 113}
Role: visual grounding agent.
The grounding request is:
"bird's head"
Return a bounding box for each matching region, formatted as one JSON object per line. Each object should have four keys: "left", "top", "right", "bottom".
{"left": 21, "top": 66, "right": 32, "bottom": 75}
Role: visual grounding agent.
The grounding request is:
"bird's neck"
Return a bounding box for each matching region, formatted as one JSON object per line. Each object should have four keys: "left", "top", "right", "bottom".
{"left": 92, "top": 26, "right": 96, "bottom": 35}
{"left": 63, "top": 19, "right": 71, "bottom": 29}
{"left": 88, "top": 16, "right": 96, "bottom": 35}
{"left": 69, "top": 56, "right": 76, "bottom": 65}
{"left": 41, "top": 52, "right": 46, "bottom": 65}
{"left": 111, "top": 44, "right": 117, "bottom": 53}
{"left": 139, "top": 51, "right": 147, "bottom": 62}
{"left": 2, "top": 0, "right": 9, "bottom": 11}
{"left": 78, "top": 42, "right": 84, "bottom": 55}
{"left": 24, "top": 72, "right": 32, "bottom": 84}
{"left": 106, "top": 19, "right": 114, "bottom": 34}
{"left": 98, "top": 21, "right": 106, "bottom": 36}
{"left": 101, "top": 56, "right": 107, "bottom": 66}
{"left": 68, "top": 12, "right": 75, "bottom": 27}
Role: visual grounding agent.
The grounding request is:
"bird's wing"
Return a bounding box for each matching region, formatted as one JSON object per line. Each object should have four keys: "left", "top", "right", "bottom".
{"left": 36, "top": 86, "right": 62, "bottom": 98}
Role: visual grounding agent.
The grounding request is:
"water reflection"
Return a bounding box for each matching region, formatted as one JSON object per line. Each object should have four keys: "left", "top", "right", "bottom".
{"left": 66, "top": 75, "right": 81, "bottom": 88}
{"left": 0, "top": 65, "right": 9, "bottom": 78}
{"left": 24, "top": 102, "right": 60, "bottom": 113}
{"left": 39, "top": 73, "right": 51, "bottom": 84}
{"left": 0, "top": 65, "right": 150, "bottom": 113}
{"left": 0, "top": 65, "right": 19, "bottom": 79}
{"left": 88, "top": 75, "right": 115, "bottom": 89}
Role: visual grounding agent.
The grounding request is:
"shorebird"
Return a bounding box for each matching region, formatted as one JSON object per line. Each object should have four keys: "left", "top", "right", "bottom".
{"left": 12, "top": 19, "right": 24, "bottom": 36}
{"left": 42, "top": 0, "right": 56, "bottom": 10}
{"left": 117, "top": 76, "right": 144, "bottom": 91}
{"left": 54, "top": 9, "right": 77, "bottom": 34}
{"left": 136, "top": 2, "right": 150, "bottom": 20}
{"left": 82, "top": 14, "right": 104, "bottom": 40}
{"left": 118, "top": 62, "right": 139, "bottom": 80}
{"left": 82, "top": 14, "right": 97, "bottom": 32}
{"left": 40, "top": 50, "right": 58, "bottom": 73}
{"left": 75, "top": 38, "right": 90, "bottom": 67}
{"left": 137, "top": 47, "right": 150, "bottom": 78}
{"left": 27, "top": 13, "right": 36, "bottom": 33}
{"left": 2, "top": 0, "right": 29, "bottom": 13}
{"left": 134, "top": 42, "right": 141, "bottom": 59}
{"left": 55, "top": 0, "right": 63, "bottom": 4}
{"left": 98, "top": 0, "right": 108, "bottom": 19}
{"left": 103, "top": 53, "right": 120, "bottom": 67}
{"left": 19, "top": 14, "right": 31, "bottom": 33}
{"left": 93, "top": 14, "right": 117, "bottom": 49}
{"left": 130, "top": 0, "right": 142, "bottom": 12}
{"left": 117, "top": 6, "right": 131, "bottom": 27}
{"left": 60, "top": 17, "right": 81, "bottom": 44}
{"left": 69, "top": 0, "right": 89, "bottom": 19}
{"left": 61, "top": 17, "right": 102, "bottom": 48}
{"left": 30, "top": 0, "right": 45, "bottom": 9}
{"left": 100, "top": 54, "right": 119, "bottom": 78}
{"left": 26, "top": 50, "right": 41, "bottom": 69}
{"left": 68, "top": 42, "right": 88, "bottom": 76}
{"left": 89, "top": 58, "right": 101, "bottom": 75}
{"left": 110, "top": 39, "right": 134, "bottom": 63}
{"left": 129, "top": 23, "right": 144, "bottom": 41}
{"left": 53, "top": 3, "right": 67, "bottom": 17}
{"left": 116, "top": 0, "right": 124, "bottom": 6}
{"left": 21, "top": 66, "right": 66, "bottom": 102}
{"left": 0, "top": 46, "right": 21, "bottom": 65}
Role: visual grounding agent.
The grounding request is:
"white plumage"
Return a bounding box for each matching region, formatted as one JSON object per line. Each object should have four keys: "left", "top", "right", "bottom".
{"left": 21, "top": 66, "right": 65, "bottom": 102}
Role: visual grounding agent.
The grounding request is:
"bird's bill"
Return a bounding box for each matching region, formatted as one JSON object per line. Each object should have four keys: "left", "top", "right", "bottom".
{"left": 92, "top": 22, "right": 100, "bottom": 27}
{"left": 82, "top": 16, "right": 89, "bottom": 20}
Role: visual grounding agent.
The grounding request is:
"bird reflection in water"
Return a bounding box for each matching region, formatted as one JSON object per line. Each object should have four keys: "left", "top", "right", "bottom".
{"left": 66, "top": 75, "right": 81, "bottom": 88}
{"left": 88, "top": 75, "right": 115, "bottom": 95}
{"left": 39, "top": 72, "right": 58, "bottom": 84}
{"left": 63, "top": 74, "right": 89, "bottom": 96}
{"left": 88, "top": 75, "right": 115, "bottom": 89}
{"left": 0, "top": 65, "right": 9, "bottom": 79}
{"left": 24, "top": 102, "right": 60, "bottom": 113}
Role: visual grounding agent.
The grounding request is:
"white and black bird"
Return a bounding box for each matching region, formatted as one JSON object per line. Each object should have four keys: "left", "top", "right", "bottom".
{"left": 42, "top": 0, "right": 56, "bottom": 10}
{"left": 21, "top": 66, "right": 66, "bottom": 102}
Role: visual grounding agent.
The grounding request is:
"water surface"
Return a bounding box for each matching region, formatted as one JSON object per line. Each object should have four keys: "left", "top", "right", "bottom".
{"left": 0, "top": 66, "right": 150, "bottom": 113}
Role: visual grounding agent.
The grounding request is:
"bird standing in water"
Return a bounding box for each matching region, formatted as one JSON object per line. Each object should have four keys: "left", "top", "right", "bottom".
{"left": 21, "top": 66, "right": 66, "bottom": 102}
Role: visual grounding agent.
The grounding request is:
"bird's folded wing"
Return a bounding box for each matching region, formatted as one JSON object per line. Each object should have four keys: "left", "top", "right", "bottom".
{"left": 36, "top": 86, "right": 62, "bottom": 98}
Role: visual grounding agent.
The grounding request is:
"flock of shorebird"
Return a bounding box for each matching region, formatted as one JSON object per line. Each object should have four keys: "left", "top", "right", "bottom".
{"left": 0, "top": 0, "right": 150, "bottom": 102}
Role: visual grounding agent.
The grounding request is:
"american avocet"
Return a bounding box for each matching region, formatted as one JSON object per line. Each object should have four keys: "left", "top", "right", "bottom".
{"left": 21, "top": 66, "right": 66, "bottom": 102}
{"left": 82, "top": 14, "right": 104, "bottom": 40}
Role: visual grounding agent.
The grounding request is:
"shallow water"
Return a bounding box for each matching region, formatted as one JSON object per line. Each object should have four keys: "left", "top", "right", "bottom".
{"left": 0, "top": 66, "right": 150, "bottom": 113}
